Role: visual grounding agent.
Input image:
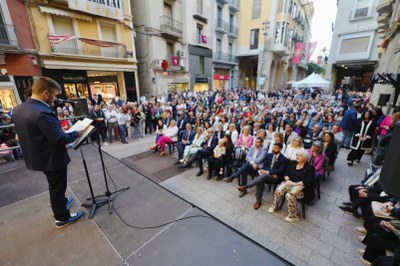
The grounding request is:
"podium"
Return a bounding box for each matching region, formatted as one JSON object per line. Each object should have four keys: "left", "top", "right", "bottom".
{"left": 68, "top": 119, "right": 129, "bottom": 219}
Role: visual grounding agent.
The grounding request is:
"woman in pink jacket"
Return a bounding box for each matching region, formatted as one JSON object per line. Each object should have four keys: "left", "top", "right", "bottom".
{"left": 308, "top": 141, "right": 326, "bottom": 181}
{"left": 237, "top": 126, "right": 253, "bottom": 148}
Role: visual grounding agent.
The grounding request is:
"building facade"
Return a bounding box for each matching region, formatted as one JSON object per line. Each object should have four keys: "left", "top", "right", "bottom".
{"left": 0, "top": 0, "right": 40, "bottom": 111}
{"left": 369, "top": 0, "right": 400, "bottom": 114}
{"left": 183, "top": 0, "right": 213, "bottom": 92}
{"left": 26, "top": 0, "right": 139, "bottom": 102}
{"left": 326, "top": 0, "right": 380, "bottom": 91}
{"left": 237, "top": 0, "right": 313, "bottom": 91}
{"left": 131, "top": 0, "right": 189, "bottom": 97}
{"left": 211, "top": 0, "right": 240, "bottom": 90}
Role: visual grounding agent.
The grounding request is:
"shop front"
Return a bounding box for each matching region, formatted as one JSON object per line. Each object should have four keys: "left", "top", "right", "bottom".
{"left": 0, "top": 76, "right": 19, "bottom": 112}
{"left": 42, "top": 69, "right": 89, "bottom": 99}
{"left": 194, "top": 76, "right": 210, "bottom": 92}
{"left": 213, "top": 73, "right": 230, "bottom": 91}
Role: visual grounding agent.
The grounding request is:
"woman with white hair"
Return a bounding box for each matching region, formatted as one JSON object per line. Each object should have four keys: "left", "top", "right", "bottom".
{"left": 237, "top": 126, "right": 253, "bottom": 148}
{"left": 268, "top": 149, "right": 316, "bottom": 222}
{"left": 227, "top": 123, "right": 238, "bottom": 145}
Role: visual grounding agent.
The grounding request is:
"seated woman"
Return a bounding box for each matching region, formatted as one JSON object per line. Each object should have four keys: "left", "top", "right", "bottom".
{"left": 323, "top": 132, "right": 338, "bottom": 171}
{"left": 237, "top": 126, "right": 253, "bottom": 149}
{"left": 154, "top": 119, "right": 166, "bottom": 143}
{"left": 180, "top": 127, "right": 204, "bottom": 164}
{"left": 268, "top": 149, "right": 315, "bottom": 222}
{"left": 284, "top": 136, "right": 305, "bottom": 161}
{"left": 207, "top": 138, "right": 226, "bottom": 180}
{"left": 268, "top": 132, "right": 286, "bottom": 154}
{"left": 150, "top": 120, "right": 178, "bottom": 156}
{"left": 208, "top": 134, "right": 234, "bottom": 181}
{"left": 308, "top": 141, "right": 326, "bottom": 181}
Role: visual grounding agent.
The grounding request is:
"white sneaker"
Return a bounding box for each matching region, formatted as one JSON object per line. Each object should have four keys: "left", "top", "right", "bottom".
{"left": 284, "top": 216, "right": 300, "bottom": 222}
{"left": 268, "top": 207, "right": 275, "bottom": 214}
{"left": 358, "top": 249, "right": 365, "bottom": 256}
{"left": 356, "top": 226, "right": 367, "bottom": 234}
{"left": 360, "top": 257, "right": 372, "bottom": 266}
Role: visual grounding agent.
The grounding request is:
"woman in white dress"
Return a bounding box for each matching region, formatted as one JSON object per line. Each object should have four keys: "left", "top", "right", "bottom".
{"left": 180, "top": 127, "right": 205, "bottom": 164}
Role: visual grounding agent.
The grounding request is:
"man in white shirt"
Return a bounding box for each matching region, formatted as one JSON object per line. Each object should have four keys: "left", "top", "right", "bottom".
{"left": 105, "top": 105, "right": 119, "bottom": 143}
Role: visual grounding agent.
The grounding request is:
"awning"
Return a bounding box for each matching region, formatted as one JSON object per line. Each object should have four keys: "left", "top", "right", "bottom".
{"left": 39, "top": 6, "right": 92, "bottom": 22}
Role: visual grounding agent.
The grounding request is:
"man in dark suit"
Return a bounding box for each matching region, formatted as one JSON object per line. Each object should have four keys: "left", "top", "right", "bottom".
{"left": 224, "top": 137, "right": 268, "bottom": 197}
{"left": 238, "top": 142, "right": 288, "bottom": 210}
{"left": 182, "top": 128, "right": 218, "bottom": 176}
{"left": 175, "top": 123, "right": 195, "bottom": 164}
{"left": 13, "top": 77, "right": 85, "bottom": 228}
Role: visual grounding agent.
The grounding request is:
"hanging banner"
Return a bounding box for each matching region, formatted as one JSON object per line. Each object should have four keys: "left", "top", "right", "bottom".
{"left": 48, "top": 34, "right": 76, "bottom": 45}
{"left": 307, "top": 42, "right": 317, "bottom": 62}
{"left": 292, "top": 42, "right": 304, "bottom": 65}
{"left": 68, "top": 0, "right": 123, "bottom": 20}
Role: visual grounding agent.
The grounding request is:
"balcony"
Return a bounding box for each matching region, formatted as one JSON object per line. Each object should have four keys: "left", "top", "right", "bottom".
{"left": 272, "top": 43, "right": 290, "bottom": 56}
{"left": 214, "top": 51, "right": 238, "bottom": 64}
{"left": 378, "top": 13, "right": 389, "bottom": 24}
{"left": 228, "top": 0, "right": 240, "bottom": 12}
{"left": 193, "top": 0, "right": 209, "bottom": 22}
{"left": 0, "top": 23, "right": 19, "bottom": 48}
{"left": 215, "top": 18, "right": 229, "bottom": 34}
{"left": 49, "top": 35, "right": 127, "bottom": 59}
{"left": 228, "top": 25, "right": 238, "bottom": 38}
{"left": 217, "top": 0, "right": 229, "bottom": 5}
{"left": 160, "top": 15, "right": 183, "bottom": 39}
{"left": 377, "top": 0, "right": 393, "bottom": 15}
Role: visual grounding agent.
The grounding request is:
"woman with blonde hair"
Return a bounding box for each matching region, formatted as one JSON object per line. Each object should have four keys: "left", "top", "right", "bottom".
{"left": 284, "top": 136, "right": 305, "bottom": 161}
{"left": 180, "top": 127, "right": 205, "bottom": 164}
{"left": 150, "top": 120, "right": 178, "bottom": 156}
{"left": 237, "top": 126, "right": 253, "bottom": 148}
{"left": 268, "top": 132, "right": 286, "bottom": 153}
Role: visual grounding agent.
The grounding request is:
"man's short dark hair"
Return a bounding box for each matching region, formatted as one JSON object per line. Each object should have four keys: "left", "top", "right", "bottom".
{"left": 32, "top": 77, "right": 61, "bottom": 94}
{"left": 274, "top": 142, "right": 283, "bottom": 149}
{"left": 256, "top": 137, "right": 264, "bottom": 143}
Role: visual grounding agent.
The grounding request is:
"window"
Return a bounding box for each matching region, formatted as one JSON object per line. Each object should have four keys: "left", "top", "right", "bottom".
{"left": 101, "top": 23, "right": 117, "bottom": 42}
{"left": 217, "top": 6, "right": 222, "bottom": 20}
{"left": 230, "top": 14, "right": 234, "bottom": 26}
{"left": 252, "top": 0, "right": 261, "bottom": 19}
{"left": 339, "top": 36, "right": 370, "bottom": 54}
{"left": 167, "top": 42, "right": 174, "bottom": 58}
{"left": 216, "top": 38, "right": 222, "bottom": 53}
{"left": 354, "top": 0, "right": 370, "bottom": 19}
{"left": 199, "top": 56, "right": 205, "bottom": 74}
{"left": 164, "top": 2, "right": 173, "bottom": 18}
{"left": 197, "top": 25, "right": 203, "bottom": 43}
{"left": 250, "top": 29, "right": 259, "bottom": 49}
{"left": 52, "top": 16, "right": 74, "bottom": 35}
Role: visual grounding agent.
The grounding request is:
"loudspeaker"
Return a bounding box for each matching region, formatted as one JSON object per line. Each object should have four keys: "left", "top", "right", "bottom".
{"left": 379, "top": 121, "right": 400, "bottom": 196}
{"left": 71, "top": 98, "right": 89, "bottom": 117}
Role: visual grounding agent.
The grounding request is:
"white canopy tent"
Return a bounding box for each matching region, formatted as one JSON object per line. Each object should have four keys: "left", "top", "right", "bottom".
{"left": 292, "top": 73, "right": 330, "bottom": 88}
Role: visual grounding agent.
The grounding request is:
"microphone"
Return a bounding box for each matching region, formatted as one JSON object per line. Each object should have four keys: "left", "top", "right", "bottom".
{"left": 55, "top": 98, "right": 78, "bottom": 104}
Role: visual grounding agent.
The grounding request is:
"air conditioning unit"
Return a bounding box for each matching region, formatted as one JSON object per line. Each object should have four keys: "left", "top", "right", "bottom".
{"left": 177, "top": 50, "right": 186, "bottom": 58}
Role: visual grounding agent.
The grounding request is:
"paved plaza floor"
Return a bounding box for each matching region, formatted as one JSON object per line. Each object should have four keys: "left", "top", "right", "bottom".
{"left": 0, "top": 134, "right": 370, "bottom": 265}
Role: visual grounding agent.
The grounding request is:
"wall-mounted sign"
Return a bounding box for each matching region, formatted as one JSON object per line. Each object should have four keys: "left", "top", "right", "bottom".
{"left": 214, "top": 75, "right": 230, "bottom": 80}
{"left": 172, "top": 56, "right": 180, "bottom": 66}
{"left": 68, "top": 0, "right": 123, "bottom": 20}
{"left": 201, "top": 35, "right": 207, "bottom": 44}
{"left": 195, "top": 77, "right": 208, "bottom": 83}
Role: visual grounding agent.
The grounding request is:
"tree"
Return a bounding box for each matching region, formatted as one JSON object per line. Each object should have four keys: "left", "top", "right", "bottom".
{"left": 306, "top": 62, "right": 324, "bottom": 76}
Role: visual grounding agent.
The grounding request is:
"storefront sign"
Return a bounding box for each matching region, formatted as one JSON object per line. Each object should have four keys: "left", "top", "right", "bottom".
{"left": 62, "top": 76, "right": 86, "bottom": 82}
{"left": 213, "top": 75, "right": 230, "bottom": 80}
{"left": 201, "top": 35, "right": 207, "bottom": 44}
{"left": 195, "top": 77, "right": 209, "bottom": 83}
{"left": 172, "top": 56, "right": 180, "bottom": 66}
{"left": 68, "top": 0, "right": 123, "bottom": 21}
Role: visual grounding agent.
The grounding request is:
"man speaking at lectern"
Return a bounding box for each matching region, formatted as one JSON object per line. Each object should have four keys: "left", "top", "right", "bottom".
{"left": 13, "top": 77, "right": 85, "bottom": 228}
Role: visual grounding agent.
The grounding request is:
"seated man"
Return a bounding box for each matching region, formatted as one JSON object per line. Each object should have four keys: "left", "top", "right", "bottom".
{"left": 223, "top": 137, "right": 268, "bottom": 197}
{"left": 237, "top": 142, "right": 288, "bottom": 210}
{"left": 175, "top": 123, "right": 195, "bottom": 164}
{"left": 182, "top": 128, "right": 218, "bottom": 177}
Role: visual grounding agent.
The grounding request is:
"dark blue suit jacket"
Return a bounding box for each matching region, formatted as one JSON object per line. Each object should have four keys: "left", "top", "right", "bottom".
{"left": 181, "top": 129, "right": 195, "bottom": 144}
{"left": 203, "top": 135, "right": 218, "bottom": 151}
{"left": 261, "top": 153, "right": 288, "bottom": 178}
{"left": 13, "top": 98, "right": 79, "bottom": 171}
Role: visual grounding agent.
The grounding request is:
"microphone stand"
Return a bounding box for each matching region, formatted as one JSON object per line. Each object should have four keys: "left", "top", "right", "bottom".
{"left": 83, "top": 129, "right": 129, "bottom": 217}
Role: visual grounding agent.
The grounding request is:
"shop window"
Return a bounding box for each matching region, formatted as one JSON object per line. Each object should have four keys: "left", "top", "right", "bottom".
{"left": 250, "top": 29, "right": 259, "bottom": 50}
{"left": 0, "top": 87, "right": 17, "bottom": 112}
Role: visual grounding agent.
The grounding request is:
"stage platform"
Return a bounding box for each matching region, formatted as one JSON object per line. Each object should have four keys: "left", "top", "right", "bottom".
{"left": 0, "top": 143, "right": 291, "bottom": 266}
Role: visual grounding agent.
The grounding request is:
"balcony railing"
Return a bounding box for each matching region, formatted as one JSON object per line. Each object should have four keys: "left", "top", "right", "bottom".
{"left": 0, "top": 23, "right": 19, "bottom": 47}
{"left": 214, "top": 51, "right": 238, "bottom": 63}
{"left": 229, "top": 25, "right": 238, "bottom": 37}
{"left": 160, "top": 15, "right": 183, "bottom": 36}
{"left": 194, "top": 0, "right": 210, "bottom": 21}
{"left": 215, "top": 18, "right": 229, "bottom": 33}
{"left": 228, "top": 0, "right": 240, "bottom": 12}
{"left": 49, "top": 36, "right": 127, "bottom": 58}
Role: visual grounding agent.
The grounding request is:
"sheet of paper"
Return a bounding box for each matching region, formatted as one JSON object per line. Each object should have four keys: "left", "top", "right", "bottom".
{"left": 66, "top": 118, "right": 93, "bottom": 133}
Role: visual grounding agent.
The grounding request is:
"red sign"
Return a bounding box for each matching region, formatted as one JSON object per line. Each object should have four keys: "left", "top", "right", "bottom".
{"left": 214, "top": 75, "right": 230, "bottom": 80}
{"left": 161, "top": 60, "right": 169, "bottom": 71}
{"left": 201, "top": 35, "right": 207, "bottom": 44}
{"left": 172, "top": 56, "right": 180, "bottom": 66}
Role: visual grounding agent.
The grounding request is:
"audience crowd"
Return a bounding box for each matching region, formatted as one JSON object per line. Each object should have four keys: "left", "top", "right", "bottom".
{"left": 2, "top": 86, "right": 400, "bottom": 265}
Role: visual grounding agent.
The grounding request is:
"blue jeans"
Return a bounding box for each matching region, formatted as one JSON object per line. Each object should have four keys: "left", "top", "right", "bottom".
{"left": 119, "top": 124, "right": 127, "bottom": 143}
{"left": 342, "top": 130, "right": 353, "bottom": 148}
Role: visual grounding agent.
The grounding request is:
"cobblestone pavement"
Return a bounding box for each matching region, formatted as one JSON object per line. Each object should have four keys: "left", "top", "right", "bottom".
{"left": 103, "top": 135, "right": 371, "bottom": 266}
